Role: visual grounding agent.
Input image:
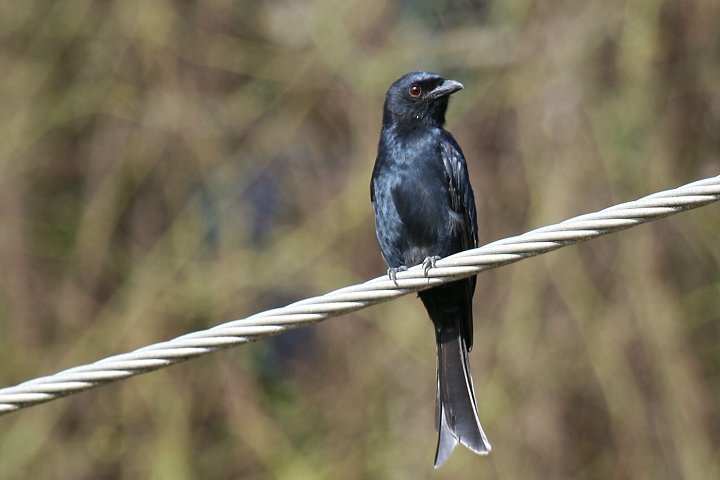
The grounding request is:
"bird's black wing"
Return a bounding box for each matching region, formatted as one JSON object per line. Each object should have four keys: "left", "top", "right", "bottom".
{"left": 440, "top": 133, "right": 478, "bottom": 350}
{"left": 440, "top": 133, "right": 477, "bottom": 250}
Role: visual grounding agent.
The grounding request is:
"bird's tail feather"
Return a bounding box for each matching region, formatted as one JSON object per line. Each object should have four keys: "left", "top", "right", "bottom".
{"left": 433, "top": 316, "right": 491, "bottom": 468}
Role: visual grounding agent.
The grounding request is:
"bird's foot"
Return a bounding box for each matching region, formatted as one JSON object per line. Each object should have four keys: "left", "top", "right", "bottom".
{"left": 422, "top": 256, "right": 442, "bottom": 277}
{"left": 387, "top": 266, "right": 408, "bottom": 282}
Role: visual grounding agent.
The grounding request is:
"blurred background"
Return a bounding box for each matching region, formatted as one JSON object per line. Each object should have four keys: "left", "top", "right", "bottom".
{"left": 1, "top": 0, "right": 719, "bottom": 478}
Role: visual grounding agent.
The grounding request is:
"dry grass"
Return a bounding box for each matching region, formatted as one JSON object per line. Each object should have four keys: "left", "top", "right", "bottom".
{"left": 1, "top": 0, "right": 720, "bottom": 478}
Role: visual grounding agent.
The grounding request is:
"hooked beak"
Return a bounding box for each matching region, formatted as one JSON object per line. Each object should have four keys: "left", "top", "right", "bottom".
{"left": 429, "top": 79, "right": 464, "bottom": 99}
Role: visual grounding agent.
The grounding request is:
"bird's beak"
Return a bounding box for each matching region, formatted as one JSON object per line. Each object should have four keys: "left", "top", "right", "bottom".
{"left": 430, "top": 79, "right": 464, "bottom": 98}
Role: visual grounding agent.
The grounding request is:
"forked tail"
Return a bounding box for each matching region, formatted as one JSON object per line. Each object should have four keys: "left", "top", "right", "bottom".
{"left": 434, "top": 314, "right": 491, "bottom": 467}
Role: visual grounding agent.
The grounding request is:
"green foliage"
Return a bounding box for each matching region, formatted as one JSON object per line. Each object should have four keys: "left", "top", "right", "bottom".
{"left": 1, "top": 0, "right": 719, "bottom": 478}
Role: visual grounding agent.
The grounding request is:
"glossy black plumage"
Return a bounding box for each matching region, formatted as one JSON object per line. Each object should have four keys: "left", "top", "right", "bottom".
{"left": 370, "top": 71, "right": 491, "bottom": 467}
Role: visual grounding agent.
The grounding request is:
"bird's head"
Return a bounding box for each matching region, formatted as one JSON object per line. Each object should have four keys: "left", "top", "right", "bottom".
{"left": 382, "top": 71, "right": 463, "bottom": 127}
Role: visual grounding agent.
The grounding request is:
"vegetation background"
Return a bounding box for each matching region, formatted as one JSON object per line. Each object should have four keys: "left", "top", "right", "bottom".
{"left": 1, "top": 0, "right": 719, "bottom": 478}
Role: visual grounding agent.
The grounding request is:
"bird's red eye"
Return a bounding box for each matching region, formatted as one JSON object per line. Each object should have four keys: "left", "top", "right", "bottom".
{"left": 409, "top": 85, "right": 422, "bottom": 97}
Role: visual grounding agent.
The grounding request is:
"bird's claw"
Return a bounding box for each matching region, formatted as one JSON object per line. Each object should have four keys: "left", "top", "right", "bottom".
{"left": 422, "top": 256, "right": 442, "bottom": 277}
{"left": 388, "top": 266, "right": 408, "bottom": 282}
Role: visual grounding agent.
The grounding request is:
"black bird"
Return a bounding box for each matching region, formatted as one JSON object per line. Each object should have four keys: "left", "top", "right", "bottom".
{"left": 370, "top": 71, "right": 490, "bottom": 467}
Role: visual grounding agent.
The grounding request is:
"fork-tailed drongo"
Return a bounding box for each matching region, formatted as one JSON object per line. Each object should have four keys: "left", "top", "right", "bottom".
{"left": 370, "top": 71, "right": 490, "bottom": 467}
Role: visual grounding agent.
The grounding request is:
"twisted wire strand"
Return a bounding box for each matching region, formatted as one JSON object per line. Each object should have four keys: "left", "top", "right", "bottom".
{"left": 1, "top": 174, "right": 719, "bottom": 415}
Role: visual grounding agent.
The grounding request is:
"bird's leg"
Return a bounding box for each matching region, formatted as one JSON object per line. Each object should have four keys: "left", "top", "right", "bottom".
{"left": 388, "top": 266, "right": 408, "bottom": 282}
{"left": 422, "top": 256, "right": 442, "bottom": 277}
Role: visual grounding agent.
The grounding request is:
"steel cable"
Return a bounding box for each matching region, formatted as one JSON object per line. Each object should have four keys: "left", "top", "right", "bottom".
{"left": 1, "top": 174, "right": 718, "bottom": 415}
